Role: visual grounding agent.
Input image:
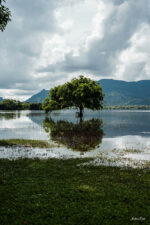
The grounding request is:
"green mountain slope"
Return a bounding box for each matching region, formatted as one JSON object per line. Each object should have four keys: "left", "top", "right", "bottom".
{"left": 0, "top": 97, "right": 3, "bottom": 102}
{"left": 98, "top": 79, "right": 150, "bottom": 105}
{"left": 25, "top": 79, "right": 150, "bottom": 105}
{"left": 25, "top": 89, "right": 49, "bottom": 103}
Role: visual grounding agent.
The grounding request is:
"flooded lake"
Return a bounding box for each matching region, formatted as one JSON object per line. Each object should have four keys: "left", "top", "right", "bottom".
{"left": 0, "top": 109, "right": 150, "bottom": 167}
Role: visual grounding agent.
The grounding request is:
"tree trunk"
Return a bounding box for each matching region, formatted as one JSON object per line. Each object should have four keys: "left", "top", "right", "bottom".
{"left": 79, "top": 114, "right": 83, "bottom": 124}
{"left": 79, "top": 106, "right": 83, "bottom": 118}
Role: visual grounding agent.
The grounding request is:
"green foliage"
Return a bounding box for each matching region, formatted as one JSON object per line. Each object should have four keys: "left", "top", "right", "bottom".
{"left": 42, "top": 76, "right": 104, "bottom": 115}
{"left": 28, "top": 103, "right": 42, "bottom": 110}
{"left": 43, "top": 118, "right": 104, "bottom": 151}
{"left": 0, "top": 0, "right": 11, "bottom": 31}
{"left": 0, "top": 99, "right": 22, "bottom": 110}
{"left": 0, "top": 99, "right": 42, "bottom": 110}
{"left": 22, "top": 102, "right": 30, "bottom": 110}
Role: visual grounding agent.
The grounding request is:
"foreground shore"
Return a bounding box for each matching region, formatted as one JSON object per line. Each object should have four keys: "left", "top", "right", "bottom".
{"left": 0, "top": 139, "right": 56, "bottom": 148}
{"left": 0, "top": 158, "right": 149, "bottom": 225}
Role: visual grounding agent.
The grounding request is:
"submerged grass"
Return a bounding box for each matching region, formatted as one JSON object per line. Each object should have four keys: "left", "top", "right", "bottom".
{"left": 0, "top": 158, "right": 150, "bottom": 225}
{"left": 0, "top": 139, "right": 56, "bottom": 148}
{"left": 112, "top": 148, "right": 143, "bottom": 155}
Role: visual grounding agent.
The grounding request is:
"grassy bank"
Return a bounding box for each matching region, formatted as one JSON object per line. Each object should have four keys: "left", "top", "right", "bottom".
{"left": 0, "top": 139, "right": 56, "bottom": 148}
{"left": 104, "top": 105, "right": 150, "bottom": 110}
{"left": 0, "top": 158, "right": 150, "bottom": 224}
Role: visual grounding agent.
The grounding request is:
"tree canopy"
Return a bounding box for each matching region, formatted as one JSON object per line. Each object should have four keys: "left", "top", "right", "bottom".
{"left": 42, "top": 76, "right": 104, "bottom": 116}
{"left": 0, "top": 0, "right": 11, "bottom": 31}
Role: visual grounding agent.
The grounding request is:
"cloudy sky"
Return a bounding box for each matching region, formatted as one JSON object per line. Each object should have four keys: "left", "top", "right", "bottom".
{"left": 1, "top": 0, "right": 150, "bottom": 100}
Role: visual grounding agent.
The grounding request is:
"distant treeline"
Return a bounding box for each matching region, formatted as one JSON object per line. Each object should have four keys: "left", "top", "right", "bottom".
{"left": 0, "top": 99, "right": 42, "bottom": 110}
{"left": 104, "top": 105, "right": 150, "bottom": 110}
{"left": 0, "top": 99, "right": 150, "bottom": 111}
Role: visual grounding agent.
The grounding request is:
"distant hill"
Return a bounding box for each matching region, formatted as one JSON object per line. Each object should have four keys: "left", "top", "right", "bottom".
{"left": 98, "top": 79, "right": 150, "bottom": 105}
{"left": 0, "top": 97, "right": 3, "bottom": 102}
{"left": 25, "top": 79, "right": 150, "bottom": 105}
{"left": 25, "top": 89, "right": 49, "bottom": 103}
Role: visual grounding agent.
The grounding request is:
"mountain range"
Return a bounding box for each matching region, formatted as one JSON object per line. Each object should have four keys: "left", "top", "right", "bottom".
{"left": 25, "top": 89, "right": 48, "bottom": 103}
{"left": 25, "top": 79, "right": 150, "bottom": 106}
{"left": 0, "top": 97, "right": 3, "bottom": 102}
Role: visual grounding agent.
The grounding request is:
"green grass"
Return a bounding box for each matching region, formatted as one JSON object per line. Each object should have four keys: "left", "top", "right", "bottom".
{"left": 0, "top": 158, "right": 150, "bottom": 225}
{"left": 0, "top": 139, "right": 56, "bottom": 148}
{"left": 104, "top": 105, "right": 150, "bottom": 110}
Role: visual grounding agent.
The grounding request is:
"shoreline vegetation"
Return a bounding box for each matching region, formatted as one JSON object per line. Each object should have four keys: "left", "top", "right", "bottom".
{"left": 0, "top": 101, "right": 150, "bottom": 111}
{"left": 103, "top": 105, "right": 150, "bottom": 110}
{"left": 0, "top": 99, "right": 150, "bottom": 111}
{"left": 0, "top": 158, "right": 149, "bottom": 224}
{"left": 0, "top": 99, "right": 42, "bottom": 110}
{"left": 0, "top": 139, "right": 56, "bottom": 148}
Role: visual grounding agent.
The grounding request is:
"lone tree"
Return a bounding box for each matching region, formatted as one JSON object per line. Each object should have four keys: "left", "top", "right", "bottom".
{"left": 0, "top": 0, "right": 11, "bottom": 31}
{"left": 42, "top": 76, "right": 104, "bottom": 117}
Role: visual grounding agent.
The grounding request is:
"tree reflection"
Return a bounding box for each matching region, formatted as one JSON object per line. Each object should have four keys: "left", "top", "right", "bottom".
{"left": 43, "top": 118, "right": 104, "bottom": 152}
{"left": 0, "top": 112, "right": 20, "bottom": 120}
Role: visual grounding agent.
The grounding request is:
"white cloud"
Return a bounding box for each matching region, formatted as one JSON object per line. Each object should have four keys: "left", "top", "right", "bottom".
{"left": 0, "top": 0, "right": 150, "bottom": 100}
{"left": 85, "top": 1, "right": 114, "bottom": 49}
{"left": 115, "top": 23, "right": 150, "bottom": 80}
{"left": 60, "top": 20, "right": 73, "bottom": 30}
{"left": 37, "top": 35, "right": 71, "bottom": 67}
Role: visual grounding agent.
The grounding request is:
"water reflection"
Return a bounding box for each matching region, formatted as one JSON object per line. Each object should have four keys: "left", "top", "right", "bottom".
{"left": 0, "top": 111, "right": 48, "bottom": 140}
{"left": 43, "top": 118, "right": 104, "bottom": 152}
{"left": 0, "top": 112, "right": 20, "bottom": 120}
{"left": 0, "top": 110, "right": 150, "bottom": 166}
{"left": 0, "top": 109, "right": 150, "bottom": 154}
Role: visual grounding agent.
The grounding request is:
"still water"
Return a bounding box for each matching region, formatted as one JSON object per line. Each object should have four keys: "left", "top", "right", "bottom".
{"left": 0, "top": 109, "right": 150, "bottom": 166}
